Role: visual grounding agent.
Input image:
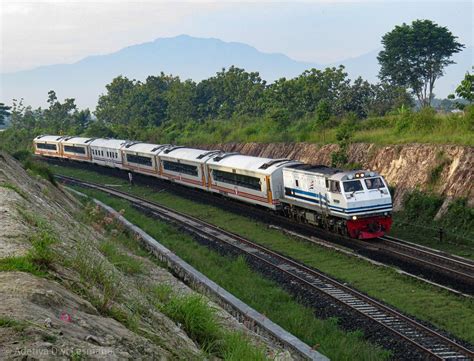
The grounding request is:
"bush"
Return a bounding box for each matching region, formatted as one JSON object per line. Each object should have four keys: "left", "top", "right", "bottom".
{"left": 440, "top": 198, "right": 474, "bottom": 235}
{"left": 400, "top": 190, "right": 443, "bottom": 222}
{"left": 23, "top": 159, "right": 57, "bottom": 186}
{"left": 162, "top": 294, "right": 222, "bottom": 353}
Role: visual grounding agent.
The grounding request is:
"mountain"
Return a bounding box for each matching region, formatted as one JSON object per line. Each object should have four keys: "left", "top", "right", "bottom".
{"left": 1, "top": 35, "right": 472, "bottom": 109}
{"left": 0, "top": 35, "right": 317, "bottom": 109}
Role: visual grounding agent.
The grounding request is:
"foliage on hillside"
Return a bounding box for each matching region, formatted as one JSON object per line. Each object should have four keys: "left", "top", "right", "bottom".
{"left": 1, "top": 71, "right": 473, "bottom": 155}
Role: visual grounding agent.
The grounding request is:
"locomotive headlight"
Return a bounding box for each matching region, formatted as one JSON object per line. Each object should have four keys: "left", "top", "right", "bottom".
{"left": 384, "top": 212, "right": 388, "bottom": 216}
{"left": 352, "top": 216, "right": 357, "bottom": 220}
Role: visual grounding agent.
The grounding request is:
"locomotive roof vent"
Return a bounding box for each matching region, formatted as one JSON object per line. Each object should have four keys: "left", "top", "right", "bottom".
{"left": 124, "top": 141, "right": 140, "bottom": 148}
{"left": 259, "top": 158, "right": 291, "bottom": 169}
{"left": 151, "top": 144, "right": 171, "bottom": 152}
{"left": 212, "top": 152, "right": 240, "bottom": 162}
{"left": 196, "top": 150, "right": 222, "bottom": 159}
{"left": 163, "top": 146, "right": 186, "bottom": 154}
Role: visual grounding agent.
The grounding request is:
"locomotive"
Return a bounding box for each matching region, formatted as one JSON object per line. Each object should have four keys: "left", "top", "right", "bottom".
{"left": 33, "top": 135, "right": 393, "bottom": 239}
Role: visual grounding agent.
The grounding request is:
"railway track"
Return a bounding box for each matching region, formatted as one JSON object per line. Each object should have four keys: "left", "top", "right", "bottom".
{"left": 45, "top": 158, "right": 474, "bottom": 294}
{"left": 378, "top": 236, "right": 474, "bottom": 287}
{"left": 57, "top": 174, "right": 474, "bottom": 360}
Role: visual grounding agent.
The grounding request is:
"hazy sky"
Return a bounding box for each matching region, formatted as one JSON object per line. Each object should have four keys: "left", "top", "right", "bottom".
{"left": 1, "top": 0, "right": 472, "bottom": 73}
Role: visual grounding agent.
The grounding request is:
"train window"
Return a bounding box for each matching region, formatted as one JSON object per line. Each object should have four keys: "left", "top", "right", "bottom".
{"left": 163, "top": 160, "right": 198, "bottom": 176}
{"left": 127, "top": 154, "right": 153, "bottom": 167}
{"left": 64, "top": 145, "right": 86, "bottom": 154}
{"left": 36, "top": 143, "right": 57, "bottom": 151}
{"left": 343, "top": 180, "right": 363, "bottom": 192}
{"left": 212, "top": 169, "right": 261, "bottom": 191}
{"left": 365, "top": 177, "right": 385, "bottom": 189}
{"left": 329, "top": 180, "right": 341, "bottom": 193}
{"left": 295, "top": 180, "right": 299, "bottom": 187}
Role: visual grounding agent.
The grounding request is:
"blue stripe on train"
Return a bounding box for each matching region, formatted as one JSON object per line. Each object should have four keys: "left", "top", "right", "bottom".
{"left": 286, "top": 187, "right": 392, "bottom": 214}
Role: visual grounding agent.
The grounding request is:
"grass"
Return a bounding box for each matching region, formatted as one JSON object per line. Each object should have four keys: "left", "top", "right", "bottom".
{"left": 0, "top": 182, "right": 28, "bottom": 199}
{"left": 70, "top": 190, "right": 395, "bottom": 360}
{"left": 0, "top": 255, "right": 48, "bottom": 277}
{"left": 0, "top": 209, "right": 58, "bottom": 277}
{"left": 0, "top": 317, "right": 28, "bottom": 332}
{"left": 72, "top": 243, "right": 123, "bottom": 313}
{"left": 154, "top": 109, "right": 474, "bottom": 147}
{"left": 157, "top": 291, "right": 267, "bottom": 359}
{"left": 99, "top": 240, "right": 145, "bottom": 275}
{"left": 53, "top": 164, "right": 474, "bottom": 347}
{"left": 77, "top": 202, "right": 269, "bottom": 360}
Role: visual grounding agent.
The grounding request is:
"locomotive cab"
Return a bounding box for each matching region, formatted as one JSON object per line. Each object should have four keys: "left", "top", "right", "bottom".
{"left": 336, "top": 171, "right": 393, "bottom": 239}
{"left": 281, "top": 165, "right": 393, "bottom": 239}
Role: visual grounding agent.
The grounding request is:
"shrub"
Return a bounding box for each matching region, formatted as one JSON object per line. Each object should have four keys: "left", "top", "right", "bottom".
{"left": 23, "top": 159, "right": 57, "bottom": 186}
{"left": 162, "top": 294, "right": 222, "bottom": 354}
{"left": 400, "top": 190, "right": 443, "bottom": 222}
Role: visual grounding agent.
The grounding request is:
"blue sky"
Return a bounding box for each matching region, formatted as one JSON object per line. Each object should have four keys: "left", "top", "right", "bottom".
{"left": 1, "top": 1, "right": 472, "bottom": 73}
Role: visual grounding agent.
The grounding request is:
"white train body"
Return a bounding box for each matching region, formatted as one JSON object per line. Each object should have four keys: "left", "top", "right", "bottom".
{"left": 33, "top": 135, "right": 393, "bottom": 238}
{"left": 33, "top": 135, "right": 64, "bottom": 158}
{"left": 158, "top": 147, "right": 219, "bottom": 190}
{"left": 206, "top": 154, "right": 299, "bottom": 209}
{"left": 90, "top": 138, "right": 126, "bottom": 169}
{"left": 282, "top": 165, "right": 392, "bottom": 238}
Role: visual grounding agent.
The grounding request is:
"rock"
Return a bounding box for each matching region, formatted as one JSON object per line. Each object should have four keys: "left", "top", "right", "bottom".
{"left": 44, "top": 317, "right": 52, "bottom": 328}
{"left": 85, "top": 334, "right": 102, "bottom": 345}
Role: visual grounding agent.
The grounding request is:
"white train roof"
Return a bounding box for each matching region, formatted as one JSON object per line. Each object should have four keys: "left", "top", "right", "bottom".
{"left": 34, "top": 135, "right": 65, "bottom": 142}
{"left": 207, "top": 153, "right": 299, "bottom": 175}
{"left": 121, "top": 142, "right": 170, "bottom": 155}
{"left": 61, "top": 136, "right": 95, "bottom": 145}
{"left": 90, "top": 138, "right": 127, "bottom": 149}
{"left": 159, "top": 147, "right": 222, "bottom": 163}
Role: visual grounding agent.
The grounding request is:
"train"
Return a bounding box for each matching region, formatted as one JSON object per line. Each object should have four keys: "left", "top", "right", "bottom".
{"left": 33, "top": 135, "right": 393, "bottom": 239}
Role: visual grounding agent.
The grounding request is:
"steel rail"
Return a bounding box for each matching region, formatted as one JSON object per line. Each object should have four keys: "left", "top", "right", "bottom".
{"left": 379, "top": 236, "right": 474, "bottom": 283}
{"left": 57, "top": 174, "right": 474, "bottom": 360}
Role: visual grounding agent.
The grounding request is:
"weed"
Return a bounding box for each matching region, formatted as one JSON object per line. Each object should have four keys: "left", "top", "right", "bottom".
{"left": 221, "top": 332, "right": 267, "bottom": 361}
{"left": 0, "top": 255, "right": 48, "bottom": 277}
{"left": 0, "top": 182, "right": 28, "bottom": 199}
{"left": 0, "top": 317, "right": 27, "bottom": 332}
{"left": 150, "top": 284, "right": 173, "bottom": 303}
{"left": 162, "top": 294, "right": 221, "bottom": 353}
{"left": 0, "top": 214, "right": 58, "bottom": 276}
{"left": 99, "top": 241, "right": 144, "bottom": 275}
{"left": 427, "top": 151, "right": 450, "bottom": 187}
{"left": 73, "top": 244, "right": 122, "bottom": 313}
{"left": 23, "top": 159, "right": 57, "bottom": 186}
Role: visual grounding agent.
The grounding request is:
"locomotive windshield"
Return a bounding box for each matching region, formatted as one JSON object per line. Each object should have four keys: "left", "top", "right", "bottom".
{"left": 364, "top": 177, "right": 385, "bottom": 189}
{"left": 343, "top": 180, "right": 363, "bottom": 192}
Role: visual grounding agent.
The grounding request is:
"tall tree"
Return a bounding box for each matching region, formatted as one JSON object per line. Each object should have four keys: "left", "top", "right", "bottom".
{"left": 0, "top": 103, "right": 11, "bottom": 126}
{"left": 452, "top": 71, "right": 474, "bottom": 104}
{"left": 43, "top": 90, "right": 77, "bottom": 133}
{"left": 378, "top": 19, "right": 464, "bottom": 107}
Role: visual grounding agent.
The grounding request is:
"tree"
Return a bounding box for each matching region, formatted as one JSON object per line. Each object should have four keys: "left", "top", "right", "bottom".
{"left": 331, "top": 120, "right": 354, "bottom": 168}
{"left": 43, "top": 90, "right": 77, "bottom": 133}
{"left": 0, "top": 103, "right": 11, "bottom": 126}
{"left": 378, "top": 19, "right": 464, "bottom": 107}
{"left": 449, "top": 71, "right": 474, "bottom": 104}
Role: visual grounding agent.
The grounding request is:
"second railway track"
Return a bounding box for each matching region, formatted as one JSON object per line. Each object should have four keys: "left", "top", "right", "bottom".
{"left": 58, "top": 174, "right": 474, "bottom": 361}
{"left": 378, "top": 235, "right": 474, "bottom": 287}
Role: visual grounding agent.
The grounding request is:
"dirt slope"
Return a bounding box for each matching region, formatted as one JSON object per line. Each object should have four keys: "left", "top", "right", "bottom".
{"left": 0, "top": 153, "right": 289, "bottom": 360}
